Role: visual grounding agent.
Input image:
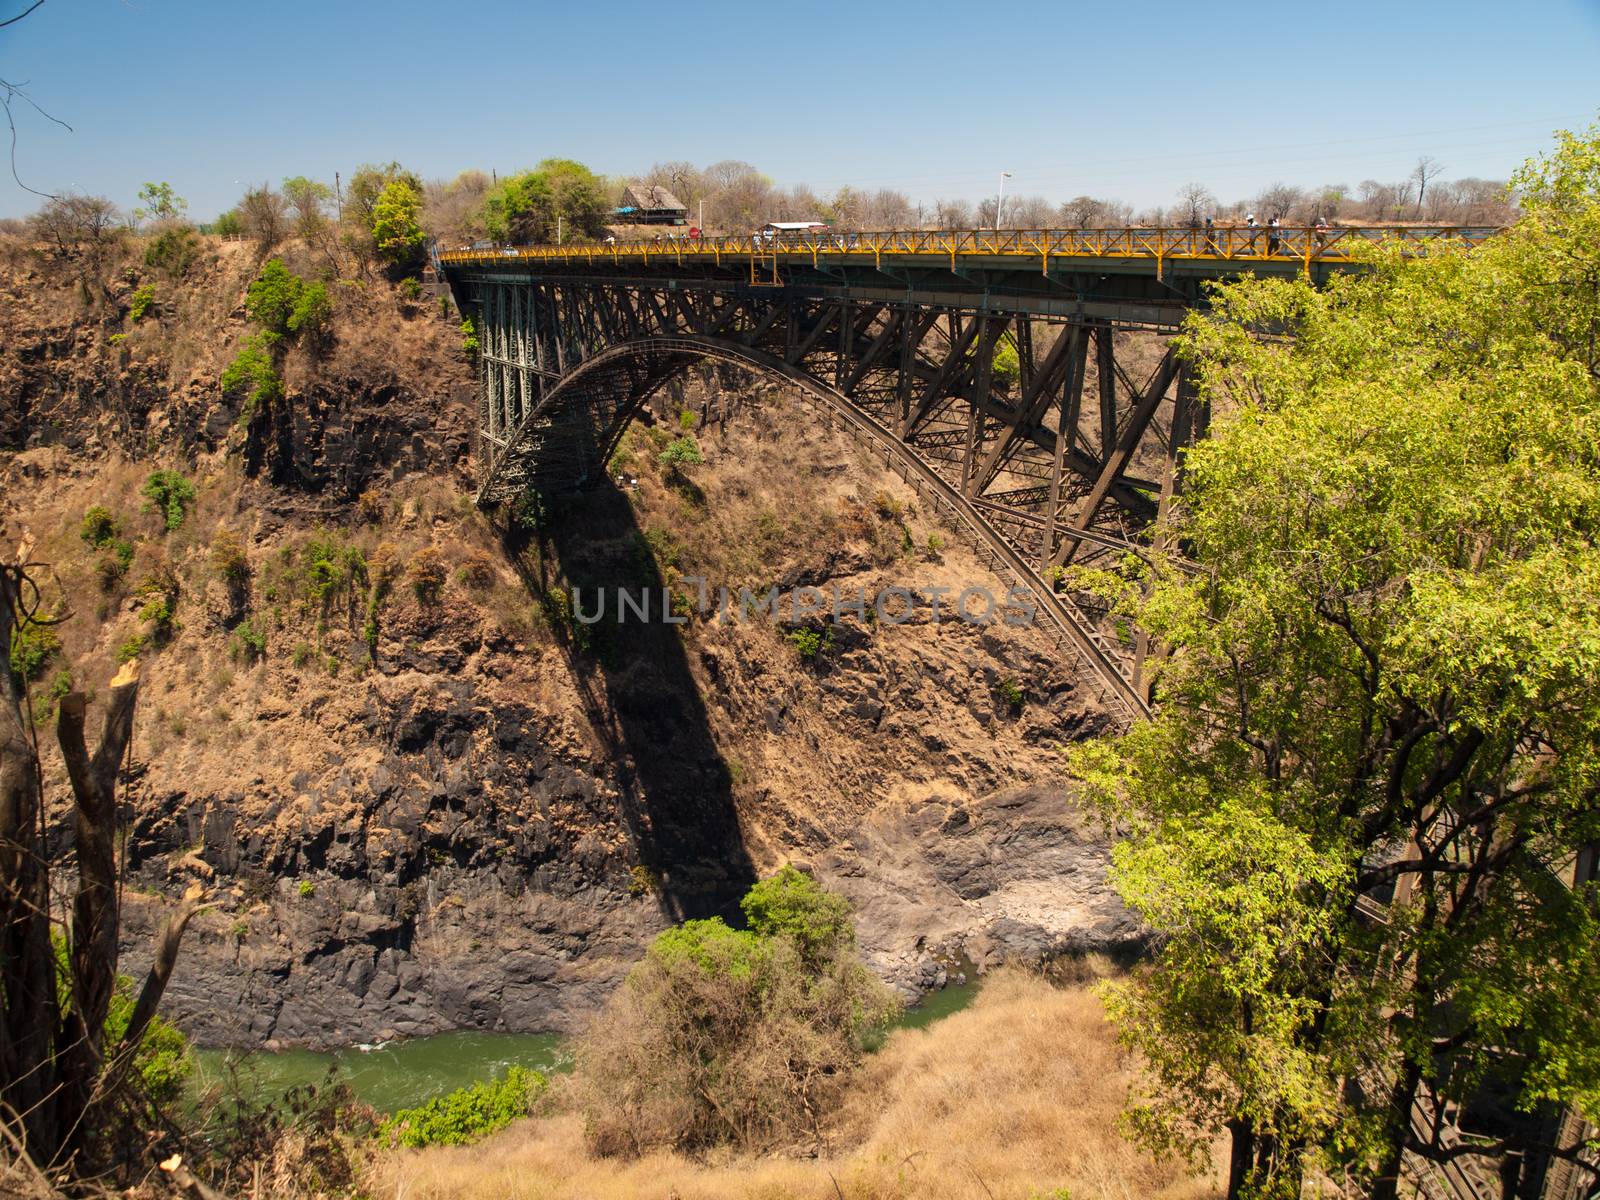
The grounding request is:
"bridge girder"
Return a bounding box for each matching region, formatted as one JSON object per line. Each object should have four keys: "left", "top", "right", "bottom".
{"left": 453, "top": 273, "right": 1205, "bottom": 720}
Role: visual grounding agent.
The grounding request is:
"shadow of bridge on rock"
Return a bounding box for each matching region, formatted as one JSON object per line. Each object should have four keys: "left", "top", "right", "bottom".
{"left": 500, "top": 476, "right": 755, "bottom": 924}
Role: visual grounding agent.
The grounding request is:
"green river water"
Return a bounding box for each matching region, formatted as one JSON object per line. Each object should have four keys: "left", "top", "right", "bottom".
{"left": 192, "top": 969, "right": 978, "bottom": 1114}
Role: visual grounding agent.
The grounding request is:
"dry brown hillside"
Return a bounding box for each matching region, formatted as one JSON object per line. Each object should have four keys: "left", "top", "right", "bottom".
{"left": 1, "top": 230, "right": 1134, "bottom": 1049}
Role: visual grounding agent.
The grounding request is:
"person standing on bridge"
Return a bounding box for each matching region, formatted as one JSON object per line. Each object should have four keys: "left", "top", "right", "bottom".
{"left": 1204, "top": 216, "right": 1219, "bottom": 255}
{"left": 1244, "top": 212, "right": 1259, "bottom": 255}
{"left": 1267, "top": 214, "right": 1282, "bottom": 256}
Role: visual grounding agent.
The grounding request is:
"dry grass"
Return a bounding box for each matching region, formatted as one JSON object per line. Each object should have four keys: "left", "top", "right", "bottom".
{"left": 367, "top": 967, "right": 1221, "bottom": 1200}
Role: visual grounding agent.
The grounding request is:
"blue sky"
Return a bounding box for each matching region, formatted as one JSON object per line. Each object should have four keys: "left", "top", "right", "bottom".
{"left": 1, "top": 0, "right": 1597, "bottom": 219}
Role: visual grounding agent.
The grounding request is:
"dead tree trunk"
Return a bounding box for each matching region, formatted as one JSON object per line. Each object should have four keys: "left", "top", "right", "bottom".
{"left": 0, "top": 560, "right": 61, "bottom": 1168}
{"left": 0, "top": 553, "right": 203, "bottom": 1178}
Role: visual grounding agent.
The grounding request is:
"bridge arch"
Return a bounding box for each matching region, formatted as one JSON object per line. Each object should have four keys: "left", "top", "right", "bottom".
{"left": 478, "top": 334, "right": 1149, "bottom": 720}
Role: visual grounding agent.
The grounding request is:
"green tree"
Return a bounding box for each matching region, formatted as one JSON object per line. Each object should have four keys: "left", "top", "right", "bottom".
{"left": 371, "top": 179, "right": 426, "bottom": 267}
{"left": 1069, "top": 121, "right": 1600, "bottom": 1199}
{"left": 245, "top": 258, "right": 302, "bottom": 335}
{"left": 220, "top": 334, "right": 284, "bottom": 418}
{"left": 134, "top": 181, "right": 186, "bottom": 224}
{"left": 287, "top": 281, "right": 333, "bottom": 341}
{"left": 481, "top": 158, "right": 610, "bottom": 245}
{"left": 344, "top": 161, "right": 422, "bottom": 228}
{"left": 281, "top": 175, "right": 333, "bottom": 237}
{"left": 482, "top": 171, "right": 554, "bottom": 244}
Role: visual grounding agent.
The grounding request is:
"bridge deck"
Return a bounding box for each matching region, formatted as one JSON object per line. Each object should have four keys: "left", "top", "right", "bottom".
{"left": 439, "top": 224, "right": 1497, "bottom": 279}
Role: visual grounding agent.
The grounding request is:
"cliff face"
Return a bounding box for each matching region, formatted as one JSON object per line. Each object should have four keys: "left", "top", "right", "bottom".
{"left": 1, "top": 232, "right": 1134, "bottom": 1049}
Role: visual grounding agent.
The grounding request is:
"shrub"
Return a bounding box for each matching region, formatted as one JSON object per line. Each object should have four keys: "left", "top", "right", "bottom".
{"left": 291, "top": 642, "right": 313, "bottom": 668}
{"left": 210, "top": 209, "right": 243, "bottom": 238}
{"left": 658, "top": 435, "right": 703, "bottom": 472}
{"left": 52, "top": 936, "right": 191, "bottom": 1106}
{"left": 224, "top": 335, "right": 285, "bottom": 424}
{"left": 9, "top": 616, "right": 60, "bottom": 682}
{"left": 740, "top": 865, "right": 857, "bottom": 971}
{"left": 572, "top": 867, "right": 898, "bottom": 1157}
{"left": 380, "top": 1066, "right": 546, "bottom": 1148}
{"left": 677, "top": 408, "right": 696, "bottom": 431}
{"left": 80, "top": 505, "right": 119, "bottom": 548}
{"left": 140, "top": 470, "right": 196, "bottom": 532}
{"left": 116, "top": 634, "right": 146, "bottom": 663}
{"left": 134, "top": 567, "right": 180, "bottom": 645}
{"left": 95, "top": 537, "right": 137, "bottom": 591}
{"left": 246, "top": 258, "right": 302, "bottom": 336}
{"left": 287, "top": 281, "right": 333, "bottom": 341}
{"left": 127, "top": 283, "right": 156, "bottom": 323}
{"left": 231, "top": 619, "right": 267, "bottom": 664}
{"left": 210, "top": 528, "right": 249, "bottom": 582}
{"left": 455, "top": 550, "right": 496, "bottom": 590}
{"left": 509, "top": 490, "right": 543, "bottom": 534}
{"left": 357, "top": 489, "right": 385, "bottom": 523}
{"left": 787, "top": 625, "right": 834, "bottom": 660}
{"left": 925, "top": 532, "right": 945, "bottom": 556}
{"left": 297, "top": 880, "right": 315, "bottom": 898}
{"left": 368, "top": 541, "right": 400, "bottom": 593}
{"left": 459, "top": 316, "right": 479, "bottom": 358}
{"left": 300, "top": 533, "right": 365, "bottom": 609}
{"left": 398, "top": 276, "right": 422, "bottom": 301}
{"left": 407, "top": 547, "right": 447, "bottom": 604}
{"left": 871, "top": 490, "right": 904, "bottom": 520}
{"left": 996, "top": 677, "right": 1025, "bottom": 711}
{"left": 143, "top": 224, "right": 200, "bottom": 276}
{"left": 992, "top": 337, "right": 1020, "bottom": 385}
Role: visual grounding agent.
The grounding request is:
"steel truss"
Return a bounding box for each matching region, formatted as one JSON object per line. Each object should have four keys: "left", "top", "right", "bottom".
{"left": 463, "top": 278, "right": 1207, "bottom": 720}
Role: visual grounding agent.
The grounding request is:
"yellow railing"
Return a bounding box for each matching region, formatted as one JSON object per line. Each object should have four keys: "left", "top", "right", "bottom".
{"left": 438, "top": 225, "right": 1500, "bottom": 275}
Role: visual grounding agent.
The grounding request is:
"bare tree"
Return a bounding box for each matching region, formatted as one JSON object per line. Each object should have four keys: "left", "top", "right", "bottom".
{"left": 1176, "top": 182, "right": 1217, "bottom": 228}
{"left": 281, "top": 176, "right": 333, "bottom": 238}
{"left": 1007, "top": 195, "right": 1056, "bottom": 229}
{"left": 827, "top": 185, "right": 862, "bottom": 230}
{"left": 28, "top": 193, "right": 120, "bottom": 260}
{"left": 1450, "top": 177, "right": 1514, "bottom": 224}
{"left": 642, "top": 160, "right": 704, "bottom": 210}
{"left": 0, "top": 0, "right": 72, "bottom": 198}
{"left": 768, "top": 185, "right": 824, "bottom": 222}
{"left": 860, "top": 188, "right": 912, "bottom": 230}
{"left": 422, "top": 170, "right": 491, "bottom": 245}
{"left": 0, "top": 549, "right": 205, "bottom": 1178}
{"left": 700, "top": 161, "right": 771, "bottom": 233}
{"left": 1060, "top": 195, "right": 1112, "bottom": 228}
{"left": 237, "top": 185, "right": 288, "bottom": 249}
{"left": 933, "top": 197, "right": 973, "bottom": 228}
{"left": 1255, "top": 181, "right": 1304, "bottom": 222}
{"left": 1311, "top": 184, "right": 1347, "bottom": 223}
{"left": 1410, "top": 155, "right": 1444, "bottom": 219}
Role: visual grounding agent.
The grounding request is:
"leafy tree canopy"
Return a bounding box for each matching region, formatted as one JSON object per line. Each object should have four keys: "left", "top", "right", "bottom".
{"left": 482, "top": 157, "right": 609, "bottom": 244}
{"left": 1069, "top": 120, "right": 1600, "bottom": 1199}
{"left": 370, "top": 179, "right": 425, "bottom": 267}
{"left": 134, "top": 181, "right": 186, "bottom": 223}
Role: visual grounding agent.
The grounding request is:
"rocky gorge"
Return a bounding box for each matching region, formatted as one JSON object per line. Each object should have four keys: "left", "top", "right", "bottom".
{"left": 1, "top": 230, "right": 1141, "bottom": 1050}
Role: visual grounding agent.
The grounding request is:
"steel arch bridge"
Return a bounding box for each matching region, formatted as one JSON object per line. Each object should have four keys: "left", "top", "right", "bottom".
{"left": 437, "top": 225, "right": 1494, "bottom": 721}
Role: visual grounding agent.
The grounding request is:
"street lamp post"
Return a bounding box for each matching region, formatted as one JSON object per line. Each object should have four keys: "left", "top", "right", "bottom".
{"left": 996, "top": 171, "right": 1012, "bottom": 232}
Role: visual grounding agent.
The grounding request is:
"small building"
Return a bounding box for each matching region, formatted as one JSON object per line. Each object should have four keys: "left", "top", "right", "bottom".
{"left": 760, "top": 221, "right": 829, "bottom": 235}
{"left": 616, "top": 183, "right": 688, "bottom": 226}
